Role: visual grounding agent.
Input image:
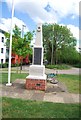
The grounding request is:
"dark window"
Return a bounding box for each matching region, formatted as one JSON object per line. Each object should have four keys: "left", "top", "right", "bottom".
{"left": 1, "top": 59, "right": 3, "bottom": 63}
{"left": 1, "top": 48, "right": 3, "bottom": 53}
{"left": 6, "top": 59, "right": 9, "bottom": 62}
{"left": 2, "top": 37, "right": 4, "bottom": 42}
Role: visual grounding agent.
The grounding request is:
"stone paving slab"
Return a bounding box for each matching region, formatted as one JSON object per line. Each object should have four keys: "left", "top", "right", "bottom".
{"left": 43, "top": 93, "right": 64, "bottom": 103}
{"left": 0, "top": 79, "right": 80, "bottom": 103}
{"left": 58, "top": 93, "right": 74, "bottom": 103}
{"left": 45, "top": 82, "right": 68, "bottom": 93}
{"left": 31, "top": 93, "right": 45, "bottom": 101}
{"left": 71, "top": 94, "right": 80, "bottom": 103}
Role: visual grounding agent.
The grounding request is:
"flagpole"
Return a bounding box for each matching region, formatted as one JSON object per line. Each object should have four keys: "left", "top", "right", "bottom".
{"left": 6, "top": 0, "right": 14, "bottom": 86}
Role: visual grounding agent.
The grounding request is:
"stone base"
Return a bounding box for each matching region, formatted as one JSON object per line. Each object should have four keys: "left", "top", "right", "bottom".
{"left": 29, "top": 65, "right": 45, "bottom": 76}
{"left": 26, "top": 78, "right": 47, "bottom": 91}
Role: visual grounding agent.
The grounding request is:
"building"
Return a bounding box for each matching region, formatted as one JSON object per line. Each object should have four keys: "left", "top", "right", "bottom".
{"left": 0, "top": 24, "right": 8, "bottom": 64}
{"left": 11, "top": 53, "right": 29, "bottom": 64}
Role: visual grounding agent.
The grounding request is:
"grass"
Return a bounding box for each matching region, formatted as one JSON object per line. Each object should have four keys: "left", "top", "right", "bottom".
{"left": 57, "top": 74, "right": 80, "bottom": 94}
{"left": 46, "top": 64, "right": 71, "bottom": 69}
{"left": 0, "top": 67, "right": 24, "bottom": 71}
{"left": 0, "top": 73, "right": 28, "bottom": 84}
{"left": 2, "top": 97, "right": 80, "bottom": 118}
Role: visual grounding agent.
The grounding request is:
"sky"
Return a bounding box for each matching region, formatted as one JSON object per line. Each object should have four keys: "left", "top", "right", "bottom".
{"left": 0, "top": 0, "right": 80, "bottom": 51}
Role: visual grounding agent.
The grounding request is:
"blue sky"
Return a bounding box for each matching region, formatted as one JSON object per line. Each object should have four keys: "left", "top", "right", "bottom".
{"left": 1, "top": 1, "right": 36, "bottom": 31}
{"left": 0, "top": 0, "right": 80, "bottom": 50}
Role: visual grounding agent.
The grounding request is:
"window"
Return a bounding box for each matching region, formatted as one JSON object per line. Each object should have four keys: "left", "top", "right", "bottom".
{"left": 1, "top": 59, "right": 3, "bottom": 63}
{"left": 2, "top": 37, "right": 4, "bottom": 42}
{"left": 1, "top": 48, "right": 3, "bottom": 53}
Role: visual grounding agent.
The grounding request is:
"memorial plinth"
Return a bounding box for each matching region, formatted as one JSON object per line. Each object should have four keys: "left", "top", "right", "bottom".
{"left": 26, "top": 23, "right": 47, "bottom": 90}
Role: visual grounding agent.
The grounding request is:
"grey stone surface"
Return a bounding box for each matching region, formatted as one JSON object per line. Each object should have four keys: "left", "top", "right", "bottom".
{"left": 31, "top": 92, "right": 45, "bottom": 101}
{"left": 43, "top": 93, "right": 64, "bottom": 103}
{"left": 45, "top": 82, "right": 68, "bottom": 93}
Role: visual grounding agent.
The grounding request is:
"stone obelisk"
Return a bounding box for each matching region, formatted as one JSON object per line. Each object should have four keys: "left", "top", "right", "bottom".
{"left": 26, "top": 23, "right": 47, "bottom": 90}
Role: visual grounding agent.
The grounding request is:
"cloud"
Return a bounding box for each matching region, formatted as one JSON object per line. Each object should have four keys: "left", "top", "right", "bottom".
{"left": 5, "top": 0, "right": 80, "bottom": 23}
{"left": 4, "top": 0, "right": 57, "bottom": 23}
{"left": 0, "top": 17, "right": 29, "bottom": 32}
{"left": 0, "top": 23, "right": 8, "bottom": 32}
{"left": 66, "top": 24, "right": 79, "bottom": 51}
{"left": 67, "top": 24, "right": 79, "bottom": 40}
{"left": 49, "top": 0, "right": 80, "bottom": 17}
{"left": 71, "top": 15, "right": 76, "bottom": 19}
{"left": 15, "top": 1, "right": 57, "bottom": 23}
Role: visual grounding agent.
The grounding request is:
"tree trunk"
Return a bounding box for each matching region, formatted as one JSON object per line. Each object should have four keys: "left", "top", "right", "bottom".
{"left": 16, "top": 60, "right": 19, "bottom": 73}
{"left": 51, "top": 49, "right": 53, "bottom": 65}
{"left": 20, "top": 58, "right": 23, "bottom": 73}
{"left": 53, "top": 44, "right": 56, "bottom": 65}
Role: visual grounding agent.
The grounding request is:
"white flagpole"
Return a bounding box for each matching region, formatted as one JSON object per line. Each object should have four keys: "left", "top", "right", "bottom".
{"left": 6, "top": 0, "right": 14, "bottom": 86}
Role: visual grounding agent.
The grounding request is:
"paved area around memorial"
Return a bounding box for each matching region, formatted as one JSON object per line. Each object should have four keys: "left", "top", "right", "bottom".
{"left": 0, "top": 79, "right": 80, "bottom": 103}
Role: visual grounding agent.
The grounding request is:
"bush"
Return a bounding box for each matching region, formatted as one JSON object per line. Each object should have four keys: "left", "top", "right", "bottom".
{"left": 46, "top": 64, "right": 71, "bottom": 69}
{"left": 0, "top": 62, "right": 8, "bottom": 68}
{"left": 11, "top": 63, "right": 19, "bottom": 67}
{"left": 0, "top": 64, "right": 2, "bottom": 68}
{"left": 0, "top": 63, "right": 20, "bottom": 68}
{"left": 72, "top": 63, "right": 81, "bottom": 68}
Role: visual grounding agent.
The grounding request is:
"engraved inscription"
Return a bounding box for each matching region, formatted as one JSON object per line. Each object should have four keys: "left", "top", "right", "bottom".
{"left": 34, "top": 48, "right": 42, "bottom": 65}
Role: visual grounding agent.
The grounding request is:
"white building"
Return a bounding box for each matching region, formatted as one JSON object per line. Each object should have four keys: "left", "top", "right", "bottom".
{"left": 0, "top": 24, "right": 8, "bottom": 64}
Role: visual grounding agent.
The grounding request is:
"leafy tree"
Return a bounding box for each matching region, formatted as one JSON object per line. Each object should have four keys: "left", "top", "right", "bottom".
{"left": 13, "top": 25, "right": 32, "bottom": 56}
{"left": 42, "top": 23, "right": 77, "bottom": 65}
{"left": 5, "top": 25, "right": 33, "bottom": 72}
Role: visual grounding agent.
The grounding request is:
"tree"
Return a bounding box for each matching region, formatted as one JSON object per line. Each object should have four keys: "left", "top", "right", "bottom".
{"left": 42, "top": 23, "right": 77, "bottom": 65}
{"left": 43, "top": 23, "right": 53, "bottom": 64}
{"left": 5, "top": 25, "right": 33, "bottom": 72}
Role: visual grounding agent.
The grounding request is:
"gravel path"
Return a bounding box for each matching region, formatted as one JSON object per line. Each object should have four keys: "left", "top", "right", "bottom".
{"left": 45, "top": 67, "right": 80, "bottom": 75}
{"left": 0, "top": 66, "right": 80, "bottom": 75}
{"left": 21, "top": 66, "right": 80, "bottom": 75}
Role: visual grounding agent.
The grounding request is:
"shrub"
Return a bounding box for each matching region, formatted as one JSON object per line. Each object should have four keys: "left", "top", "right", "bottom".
{"left": 46, "top": 64, "right": 71, "bottom": 69}
{"left": 0, "top": 64, "right": 2, "bottom": 68}
{"left": 11, "top": 63, "right": 19, "bottom": 67}
{"left": 1, "top": 62, "right": 8, "bottom": 68}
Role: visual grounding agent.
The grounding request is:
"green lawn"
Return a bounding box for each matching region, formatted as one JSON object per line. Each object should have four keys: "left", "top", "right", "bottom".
{"left": 2, "top": 97, "right": 80, "bottom": 118}
{"left": 0, "top": 67, "right": 19, "bottom": 71}
{"left": 0, "top": 73, "right": 28, "bottom": 84}
{"left": 0, "top": 73, "right": 80, "bottom": 93}
{"left": 57, "top": 74, "right": 80, "bottom": 94}
{"left": 0, "top": 67, "right": 27, "bottom": 72}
